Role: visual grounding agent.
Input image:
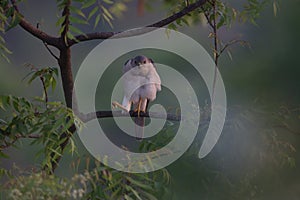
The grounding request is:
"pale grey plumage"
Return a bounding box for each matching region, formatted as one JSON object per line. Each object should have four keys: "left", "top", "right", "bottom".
{"left": 122, "top": 55, "right": 161, "bottom": 112}
{"left": 121, "top": 55, "right": 161, "bottom": 140}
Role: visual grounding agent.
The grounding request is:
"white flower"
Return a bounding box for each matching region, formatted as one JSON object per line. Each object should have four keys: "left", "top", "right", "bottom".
{"left": 71, "top": 189, "right": 77, "bottom": 199}
{"left": 10, "top": 189, "right": 22, "bottom": 198}
{"left": 78, "top": 189, "right": 85, "bottom": 198}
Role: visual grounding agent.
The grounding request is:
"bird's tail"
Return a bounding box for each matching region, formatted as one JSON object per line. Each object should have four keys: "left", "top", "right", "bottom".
{"left": 134, "top": 117, "right": 145, "bottom": 141}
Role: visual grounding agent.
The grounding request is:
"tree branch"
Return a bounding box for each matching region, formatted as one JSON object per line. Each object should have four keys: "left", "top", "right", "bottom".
{"left": 69, "top": 0, "right": 208, "bottom": 46}
{"left": 80, "top": 110, "right": 181, "bottom": 123}
{"left": 218, "top": 39, "right": 248, "bottom": 58}
{"left": 43, "top": 42, "right": 59, "bottom": 60}
{"left": 211, "top": 0, "right": 218, "bottom": 103}
{"left": 48, "top": 0, "right": 75, "bottom": 173}
{"left": 19, "top": 18, "right": 61, "bottom": 47}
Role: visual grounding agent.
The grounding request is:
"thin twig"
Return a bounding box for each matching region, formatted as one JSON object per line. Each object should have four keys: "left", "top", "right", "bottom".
{"left": 43, "top": 42, "right": 59, "bottom": 60}
{"left": 218, "top": 39, "right": 248, "bottom": 58}
{"left": 39, "top": 77, "right": 48, "bottom": 104}
{"left": 201, "top": 6, "right": 214, "bottom": 28}
{"left": 211, "top": 0, "right": 218, "bottom": 103}
{"left": 35, "top": 22, "right": 59, "bottom": 60}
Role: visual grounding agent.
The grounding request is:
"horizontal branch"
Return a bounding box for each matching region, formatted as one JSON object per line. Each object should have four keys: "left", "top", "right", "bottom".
{"left": 69, "top": 0, "right": 208, "bottom": 46}
{"left": 10, "top": 0, "right": 207, "bottom": 48}
{"left": 148, "top": 0, "right": 207, "bottom": 28}
{"left": 80, "top": 110, "right": 181, "bottom": 123}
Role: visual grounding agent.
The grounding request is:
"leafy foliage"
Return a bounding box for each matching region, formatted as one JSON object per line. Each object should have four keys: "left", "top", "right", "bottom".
{"left": 0, "top": 66, "right": 82, "bottom": 173}
{"left": 3, "top": 170, "right": 86, "bottom": 200}
{"left": 165, "top": 0, "right": 279, "bottom": 60}
{"left": 0, "top": 1, "right": 12, "bottom": 62}
{"left": 0, "top": 64, "right": 172, "bottom": 199}
{"left": 56, "top": 0, "right": 130, "bottom": 44}
{"left": 77, "top": 158, "right": 171, "bottom": 200}
{"left": 2, "top": 160, "right": 171, "bottom": 200}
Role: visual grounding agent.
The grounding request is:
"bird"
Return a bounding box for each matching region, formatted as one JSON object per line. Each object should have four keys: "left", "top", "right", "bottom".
{"left": 121, "top": 55, "right": 161, "bottom": 140}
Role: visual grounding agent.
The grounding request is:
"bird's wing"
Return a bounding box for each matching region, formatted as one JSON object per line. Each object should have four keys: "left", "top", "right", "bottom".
{"left": 148, "top": 65, "right": 161, "bottom": 91}
{"left": 122, "top": 59, "right": 132, "bottom": 73}
{"left": 122, "top": 59, "right": 140, "bottom": 103}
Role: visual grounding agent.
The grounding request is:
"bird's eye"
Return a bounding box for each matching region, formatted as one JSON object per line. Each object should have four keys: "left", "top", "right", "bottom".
{"left": 143, "top": 61, "right": 146, "bottom": 64}
{"left": 134, "top": 61, "right": 137, "bottom": 65}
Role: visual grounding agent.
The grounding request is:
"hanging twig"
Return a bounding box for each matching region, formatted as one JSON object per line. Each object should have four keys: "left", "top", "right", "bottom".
{"left": 43, "top": 42, "right": 59, "bottom": 61}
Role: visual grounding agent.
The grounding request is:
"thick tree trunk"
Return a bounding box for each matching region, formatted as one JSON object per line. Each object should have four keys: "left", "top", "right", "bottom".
{"left": 58, "top": 47, "right": 74, "bottom": 108}
{"left": 49, "top": 46, "right": 76, "bottom": 173}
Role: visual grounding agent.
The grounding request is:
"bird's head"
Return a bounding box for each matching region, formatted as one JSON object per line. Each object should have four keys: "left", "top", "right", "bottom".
{"left": 131, "top": 55, "right": 154, "bottom": 76}
{"left": 133, "top": 55, "right": 150, "bottom": 66}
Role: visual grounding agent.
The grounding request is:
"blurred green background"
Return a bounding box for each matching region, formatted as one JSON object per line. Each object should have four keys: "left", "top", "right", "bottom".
{"left": 1, "top": 0, "right": 300, "bottom": 199}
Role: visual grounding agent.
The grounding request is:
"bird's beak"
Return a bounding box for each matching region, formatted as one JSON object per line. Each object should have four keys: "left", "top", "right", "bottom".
{"left": 137, "top": 63, "right": 142, "bottom": 68}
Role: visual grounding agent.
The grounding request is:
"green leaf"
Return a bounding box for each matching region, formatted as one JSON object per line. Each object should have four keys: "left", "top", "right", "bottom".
{"left": 102, "top": 14, "right": 113, "bottom": 28}
{"left": 139, "top": 190, "right": 158, "bottom": 200}
{"left": 126, "top": 185, "right": 143, "bottom": 200}
{"left": 88, "top": 6, "right": 99, "bottom": 20}
{"left": 0, "top": 52, "right": 10, "bottom": 63}
{"left": 6, "top": 12, "right": 23, "bottom": 32}
{"left": 0, "top": 151, "right": 9, "bottom": 158}
{"left": 82, "top": 0, "right": 96, "bottom": 9}
{"left": 103, "top": 0, "right": 113, "bottom": 4}
{"left": 124, "top": 194, "right": 134, "bottom": 200}
{"left": 51, "top": 77, "right": 57, "bottom": 91}
{"left": 70, "top": 6, "right": 86, "bottom": 18}
{"left": 101, "top": 5, "right": 113, "bottom": 20}
{"left": 69, "top": 137, "right": 76, "bottom": 156}
{"left": 273, "top": 1, "right": 278, "bottom": 17}
{"left": 0, "top": 12, "right": 6, "bottom": 22}
{"left": 69, "top": 25, "right": 86, "bottom": 35}
{"left": 5, "top": 95, "right": 12, "bottom": 106}
{"left": 167, "top": 23, "right": 177, "bottom": 31}
{"left": 52, "top": 67, "right": 59, "bottom": 76}
{"left": 94, "top": 14, "right": 101, "bottom": 28}
{"left": 0, "top": 168, "right": 12, "bottom": 178}
{"left": 0, "top": 97, "right": 4, "bottom": 110}
{"left": 12, "top": 99, "right": 19, "bottom": 112}
{"left": 56, "top": 15, "right": 66, "bottom": 27}
{"left": 125, "top": 176, "right": 153, "bottom": 191}
{"left": 58, "top": 24, "right": 66, "bottom": 35}
{"left": 69, "top": 16, "right": 89, "bottom": 25}
{"left": 27, "top": 72, "right": 40, "bottom": 84}
{"left": 66, "top": 32, "right": 79, "bottom": 42}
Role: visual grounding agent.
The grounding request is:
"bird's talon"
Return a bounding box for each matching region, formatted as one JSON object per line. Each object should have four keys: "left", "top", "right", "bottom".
{"left": 112, "top": 101, "right": 129, "bottom": 113}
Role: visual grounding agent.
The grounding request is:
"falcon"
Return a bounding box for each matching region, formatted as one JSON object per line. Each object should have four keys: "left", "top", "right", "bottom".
{"left": 121, "top": 55, "right": 161, "bottom": 140}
